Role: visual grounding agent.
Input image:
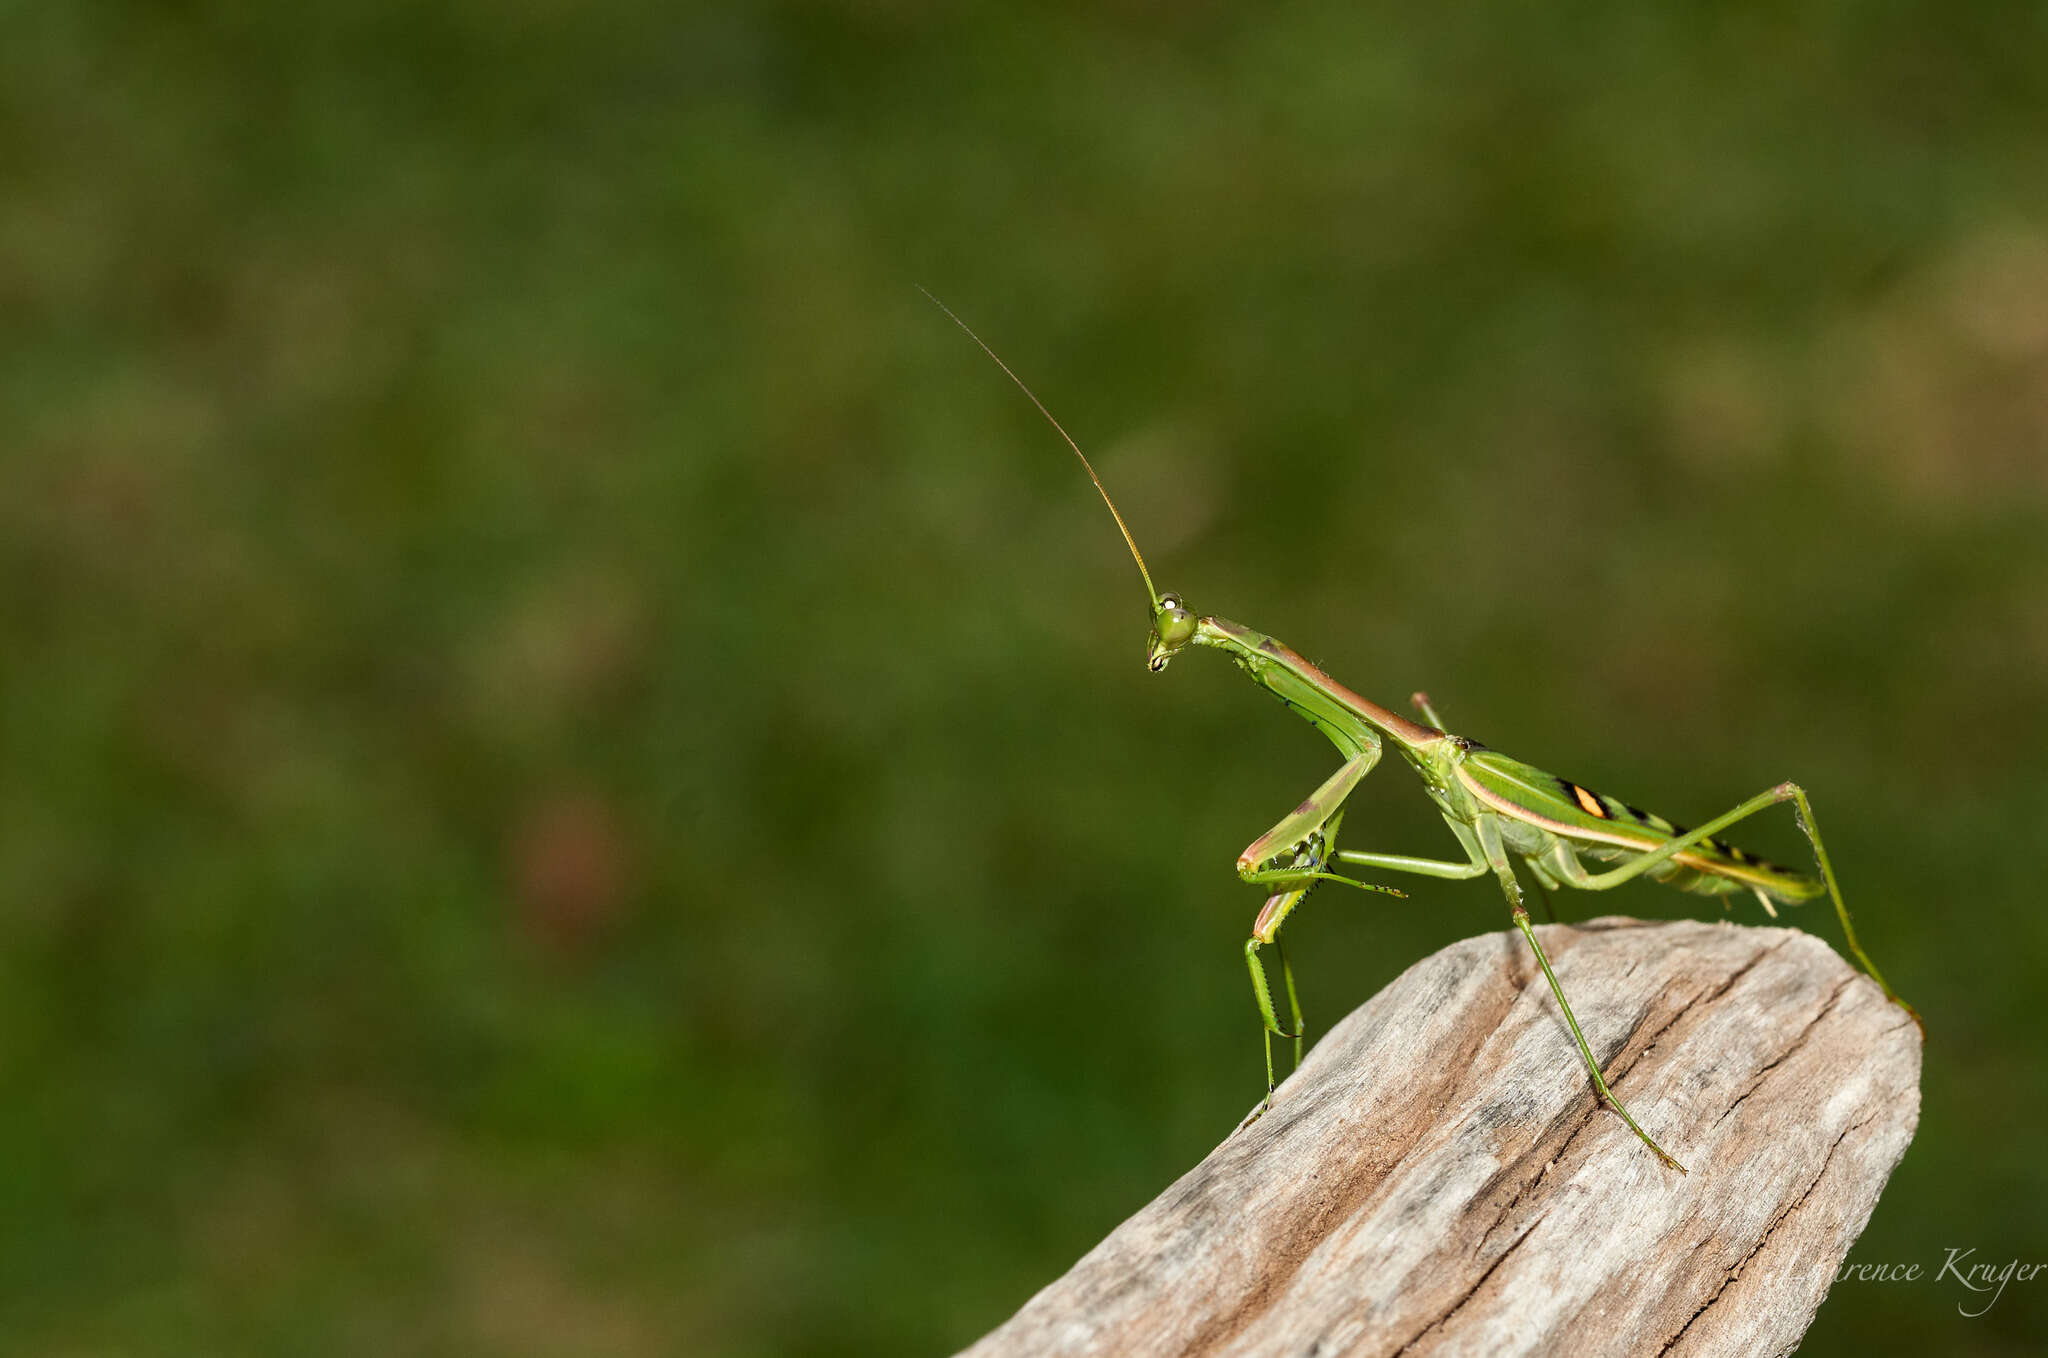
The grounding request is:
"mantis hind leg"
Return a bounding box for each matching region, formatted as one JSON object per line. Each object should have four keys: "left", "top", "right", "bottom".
{"left": 1511, "top": 908, "right": 1687, "bottom": 1174}
{"left": 1480, "top": 818, "right": 1688, "bottom": 1172}
{"left": 1759, "top": 783, "right": 1912, "bottom": 1024}
{"left": 1541, "top": 782, "right": 1916, "bottom": 1029}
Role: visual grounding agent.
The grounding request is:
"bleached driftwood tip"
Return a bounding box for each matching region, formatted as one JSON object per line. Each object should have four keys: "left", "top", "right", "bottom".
{"left": 961, "top": 917, "right": 1922, "bottom": 1358}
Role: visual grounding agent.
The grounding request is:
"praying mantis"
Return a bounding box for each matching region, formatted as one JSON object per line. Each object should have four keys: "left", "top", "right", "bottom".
{"left": 925, "top": 291, "right": 1920, "bottom": 1174}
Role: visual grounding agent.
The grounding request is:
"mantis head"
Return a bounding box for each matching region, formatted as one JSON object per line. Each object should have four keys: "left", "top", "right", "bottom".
{"left": 1147, "top": 593, "right": 1198, "bottom": 672}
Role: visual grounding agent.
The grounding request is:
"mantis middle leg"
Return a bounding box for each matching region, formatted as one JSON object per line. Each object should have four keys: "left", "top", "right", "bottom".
{"left": 1289, "top": 816, "right": 1679, "bottom": 1166}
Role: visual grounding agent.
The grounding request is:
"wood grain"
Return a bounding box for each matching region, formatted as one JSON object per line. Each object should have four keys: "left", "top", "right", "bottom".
{"left": 960, "top": 917, "right": 1922, "bottom": 1358}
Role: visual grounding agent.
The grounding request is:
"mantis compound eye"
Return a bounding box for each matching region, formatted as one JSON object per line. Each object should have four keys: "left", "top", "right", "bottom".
{"left": 1147, "top": 597, "right": 1198, "bottom": 671}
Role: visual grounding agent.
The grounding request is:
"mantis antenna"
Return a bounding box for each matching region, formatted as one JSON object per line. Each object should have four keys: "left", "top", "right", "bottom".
{"left": 919, "top": 286, "right": 1160, "bottom": 609}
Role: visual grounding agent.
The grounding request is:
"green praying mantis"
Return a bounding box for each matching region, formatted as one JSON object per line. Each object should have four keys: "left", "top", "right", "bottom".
{"left": 925, "top": 291, "right": 1920, "bottom": 1174}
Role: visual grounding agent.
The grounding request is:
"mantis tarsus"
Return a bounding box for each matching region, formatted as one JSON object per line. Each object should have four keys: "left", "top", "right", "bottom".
{"left": 926, "top": 290, "right": 1920, "bottom": 1174}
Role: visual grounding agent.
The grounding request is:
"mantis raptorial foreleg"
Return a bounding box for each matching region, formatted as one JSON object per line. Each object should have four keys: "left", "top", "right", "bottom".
{"left": 1245, "top": 883, "right": 1316, "bottom": 1098}
{"left": 1236, "top": 750, "right": 1386, "bottom": 1101}
{"left": 1242, "top": 825, "right": 1351, "bottom": 1096}
{"left": 1475, "top": 816, "right": 1689, "bottom": 1173}
{"left": 1277, "top": 936, "right": 1304, "bottom": 1065}
{"left": 1237, "top": 750, "right": 1378, "bottom": 879}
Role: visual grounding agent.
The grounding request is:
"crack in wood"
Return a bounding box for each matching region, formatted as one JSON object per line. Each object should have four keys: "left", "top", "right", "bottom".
{"left": 1652, "top": 1106, "right": 1884, "bottom": 1357}
{"left": 1711, "top": 973, "right": 1856, "bottom": 1134}
{"left": 1390, "top": 1210, "right": 1547, "bottom": 1356}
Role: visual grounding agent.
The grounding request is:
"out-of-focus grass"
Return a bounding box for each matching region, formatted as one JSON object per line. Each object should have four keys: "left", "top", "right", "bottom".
{"left": 2, "top": 3, "right": 2045, "bottom": 1354}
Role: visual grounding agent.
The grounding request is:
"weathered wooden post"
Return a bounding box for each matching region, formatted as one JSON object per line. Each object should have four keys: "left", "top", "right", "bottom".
{"left": 960, "top": 917, "right": 1921, "bottom": 1358}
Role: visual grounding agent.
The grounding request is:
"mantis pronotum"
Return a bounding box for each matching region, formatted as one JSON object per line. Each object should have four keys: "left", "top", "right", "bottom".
{"left": 925, "top": 291, "right": 1919, "bottom": 1173}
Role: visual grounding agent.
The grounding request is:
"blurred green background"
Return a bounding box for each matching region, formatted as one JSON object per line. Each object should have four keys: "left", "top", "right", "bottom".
{"left": 4, "top": 2, "right": 2045, "bottom": 1354}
